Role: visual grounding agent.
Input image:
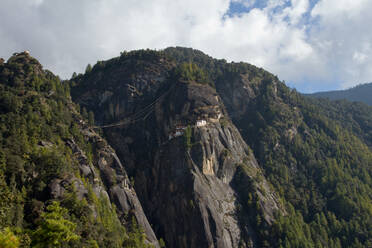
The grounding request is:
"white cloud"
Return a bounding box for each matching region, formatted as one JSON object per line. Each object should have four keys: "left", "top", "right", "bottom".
{"left": 353, "top": 52, "right": 367, "bottom": 64}
{"left": 311, "top": 0, "right": 368, "bottom": 19}
{"left": 0, "top": 0, "right": 371, "bottom": 92}
{"left": 308, "top": 0, "right": 372, "bottom": 90}
{"left": 284, "top": 0, "right": 309, "bottom": 25}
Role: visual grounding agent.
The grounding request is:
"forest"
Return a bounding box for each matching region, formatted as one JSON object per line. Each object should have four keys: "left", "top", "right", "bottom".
{"left": 0, "top": 48, "right": 372, "bottom": 247}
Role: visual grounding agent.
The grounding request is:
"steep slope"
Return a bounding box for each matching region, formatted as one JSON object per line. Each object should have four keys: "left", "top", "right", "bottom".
{"left": 72, "top": 47, "right": 372, "bottom": 248}
{"left": 72, "top": 50, "right": 284, "bottom": 248}
{"left": 4, "top": 47, "right": 370, "bottom": 247}
{"left": 0, "top": 52, "right": 158, "bottom": 247}
{"left": 163, "top": 47, "right": 372, "bottom": 247}
{"left": 304, "top": 97, "right": 372, "bottom": 147}
{"left": 309, "top": 82, "right": 372, "bottom": 105}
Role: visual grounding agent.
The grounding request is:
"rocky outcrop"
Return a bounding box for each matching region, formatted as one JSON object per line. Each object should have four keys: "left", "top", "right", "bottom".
{"left": 48, "top": 106, "right": 159, "bottom": 247}
{"left": 0, "top": 51, "right": 45, "bottom": 85}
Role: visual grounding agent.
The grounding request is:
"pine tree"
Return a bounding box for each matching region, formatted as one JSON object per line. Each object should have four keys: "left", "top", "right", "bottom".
{"left": 85, "top": 64, "right": 92, "bottom": 73}
{"left": 31, "top": 201, "right": 80, "bottom": 247}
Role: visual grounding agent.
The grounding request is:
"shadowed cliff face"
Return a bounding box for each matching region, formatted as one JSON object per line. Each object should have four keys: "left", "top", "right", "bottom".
{"left": 71, "top": 52, "right": 174, "bottom": 125}
{"left": 103, "top": 82, "right": 282, "bottom": 248}
{"left": 73, "top": 54, "right": 283, "bottom": 248}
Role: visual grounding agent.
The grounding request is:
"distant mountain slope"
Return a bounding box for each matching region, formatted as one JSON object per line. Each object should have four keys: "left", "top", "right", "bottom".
{"left": 309, "top": 82, "right": 372, "bottom": 105}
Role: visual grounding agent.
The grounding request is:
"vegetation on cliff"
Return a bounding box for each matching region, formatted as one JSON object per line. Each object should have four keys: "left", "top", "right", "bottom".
{"left": 0, "top": 52, "right": 152, "bottom": 247}
{"left": 2, "top": 47, "right": 372, "bottom": 247}
{"left": 162, "top": 47, "right": 372, "bottom": 247}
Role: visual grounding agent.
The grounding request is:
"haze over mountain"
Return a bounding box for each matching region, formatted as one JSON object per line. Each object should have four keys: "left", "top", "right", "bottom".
{"left": 1, "top": 47, "right": 372, "bottom": 247}
{"left": 309, "top": 82, "right": 372, "bottom": 106}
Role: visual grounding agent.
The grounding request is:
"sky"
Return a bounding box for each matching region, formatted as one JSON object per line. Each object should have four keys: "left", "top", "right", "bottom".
{"left": 0, "top": 0, "right": 372, "bottom": 93}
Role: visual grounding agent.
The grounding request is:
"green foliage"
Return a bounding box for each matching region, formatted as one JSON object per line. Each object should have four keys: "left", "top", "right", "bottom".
{"left": 85, "top": 64, "right": 92, "bottom": 74}
{"left": 0, "top": 228, "right": 20, "bottom": 248}
{"left": 235, "top": 79, "right": 372, "bottom": 247}
{"left": 306, "top": 97, "right": 372, "bottom": 147}
{"left": 122, "top": 217, "right": 152, "bottom": 248}
{"left": 93, "top": 194, "right": 125, "bottom": 247}
{"left": 174, "top": 62, "right": 210, "bottom": 86}
{"left": 0, "top": 155, "right": 13, "bottom": 227}
{"left": 0, "top": 53, "right": 154, "bottom": 248}
{"left": 159, "top": 238, "right": 166, "bottom": 248}
{"left": 164, "top": 46, "right": 270, "bottom": 84}
{"left": 31, "top": 147, "right": 70, "bottom": 182}
{"left": 60, "top": 185, "right": 134, "bottom": 248}
{"left": 31, "top": 201, "right": 80, "bottom": 247}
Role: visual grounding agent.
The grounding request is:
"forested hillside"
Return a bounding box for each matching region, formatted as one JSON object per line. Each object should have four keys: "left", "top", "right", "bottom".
{"left": 0, "top": 52, "right": 157, "bottom": 247}
{"left": 1, "top": 48, "right": 372, "bottom": 248}
{"left": 309, "top": 82, "right": 372, "bottom": 106}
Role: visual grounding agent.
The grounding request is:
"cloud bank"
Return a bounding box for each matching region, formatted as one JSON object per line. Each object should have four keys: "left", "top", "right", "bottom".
{"left": 0, "top": 0, "right": 371, "bottom": 92}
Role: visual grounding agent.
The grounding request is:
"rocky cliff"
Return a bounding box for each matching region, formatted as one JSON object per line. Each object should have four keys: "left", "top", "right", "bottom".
{"left": 2, "top": 47, "right": 372, "bottom": 247}
{"left": 65, "top": 106, "right": 159, "bottom": 246}
{"left": 71, "top": 48, "right": 372, "bottom": 248}
{"left": 72, "top": 50, "right": 284, "bottom": 247}
{"left": 0, "top": 52, "right": 158, "bottom": 247}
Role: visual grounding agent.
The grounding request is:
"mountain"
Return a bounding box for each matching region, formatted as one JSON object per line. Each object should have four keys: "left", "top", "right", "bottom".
{"left": 71, "top": 49, "right": 283, "bottom": 247}
{"left": 309, "top": 82, "right": 372, "bottom": 105}
{"left": 0, "top": 52, "right": 158, "bottom": 247}
{"left": 1, "top": 48, "right": 372, "bottom": 248}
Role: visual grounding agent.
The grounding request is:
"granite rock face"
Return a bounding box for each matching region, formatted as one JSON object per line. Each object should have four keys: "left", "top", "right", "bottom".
{"left": 72, "top": 53, "right": 284, "bottom": 247}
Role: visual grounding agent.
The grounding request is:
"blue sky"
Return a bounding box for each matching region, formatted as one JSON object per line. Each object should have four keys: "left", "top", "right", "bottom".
{"left": 0, "top": 0, "right": 371, "bottom": 93}
{"left": 227, "top": 0, "right": 285, "bottom": 16}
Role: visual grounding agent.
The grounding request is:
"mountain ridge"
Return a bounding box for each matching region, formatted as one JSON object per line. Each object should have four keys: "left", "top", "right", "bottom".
{"left": 308, "top": 82, "right": 372, "bottom": 106}
{"left": 1, "top": 48, "right": 372, "bottom": 247}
